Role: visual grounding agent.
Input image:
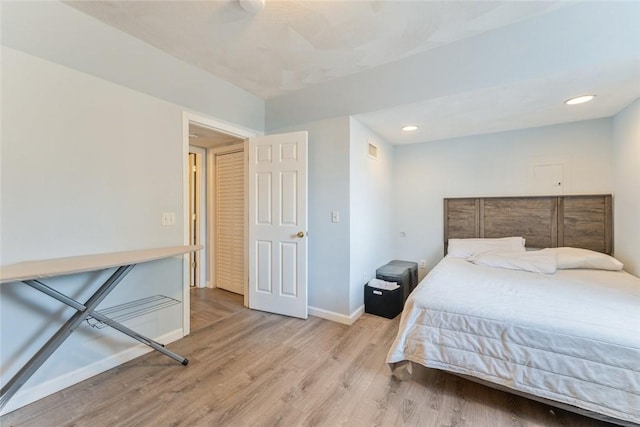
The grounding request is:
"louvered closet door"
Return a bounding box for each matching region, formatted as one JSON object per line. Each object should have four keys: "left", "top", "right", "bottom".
{"left": 215, "top": 150, "right": 245, "bottom": 295}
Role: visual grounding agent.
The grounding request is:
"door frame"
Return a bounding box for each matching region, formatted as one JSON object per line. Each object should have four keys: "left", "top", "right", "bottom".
{"left": 188, "top": 145, "right": 207, "bottom": 288}
{"left": 182, "top": 111, "right": 258, "bottom": 336}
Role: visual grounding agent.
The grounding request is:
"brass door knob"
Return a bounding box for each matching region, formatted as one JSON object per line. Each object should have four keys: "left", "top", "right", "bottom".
{"left": 296, "top": 231, "right": 305, "bottom": 238}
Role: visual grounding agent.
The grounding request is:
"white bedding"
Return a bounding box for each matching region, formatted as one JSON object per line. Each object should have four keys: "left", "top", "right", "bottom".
{"left": 386, "top": 256, "right": 640, "bottom": 424}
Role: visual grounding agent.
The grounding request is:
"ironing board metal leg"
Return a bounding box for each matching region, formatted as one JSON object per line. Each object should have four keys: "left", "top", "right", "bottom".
{"left": 0, "top": 265, "right": 134, "bottom": 411}
{"left": 90, "top": 312, "right": 188, "bottom": 365}
{"left": 24, "top": 280, "right": 189, "bottom": 364}
{"left": 24, "top": 280, "right": 86, "bottom": 311}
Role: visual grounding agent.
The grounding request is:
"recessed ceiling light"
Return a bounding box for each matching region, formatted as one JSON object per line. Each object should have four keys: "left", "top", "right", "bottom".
{"left": 565, "top": 95, "right": 596, "bottom": 105}
{"left": 189, "top": 132, "right": 198, "bottom": 138}
{"left": 402, "top": 125, "right": 419, "bottom": 132}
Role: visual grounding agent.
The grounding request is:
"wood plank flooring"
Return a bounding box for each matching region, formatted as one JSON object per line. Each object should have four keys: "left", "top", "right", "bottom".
{"left": 189, "top": 287, "right": 244, "bottom": 331}
{"left": 1, "top": 297, "right": 615, "bottom": 427}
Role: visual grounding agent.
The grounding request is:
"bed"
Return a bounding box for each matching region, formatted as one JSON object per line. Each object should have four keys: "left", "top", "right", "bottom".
{"left": 386, "top": 195, "right": 640, "bottom": 426}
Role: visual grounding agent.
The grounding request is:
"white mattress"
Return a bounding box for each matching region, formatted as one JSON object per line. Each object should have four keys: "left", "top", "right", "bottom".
{"left": 386, "top": 256, "right": 640, "bottom": 424}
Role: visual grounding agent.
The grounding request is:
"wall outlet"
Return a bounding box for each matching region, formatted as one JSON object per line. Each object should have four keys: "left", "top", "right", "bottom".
{"left": 419, "top": 259, "right": 427, "bottom": 269}
{"left": 161, "top": 212, "right": 176, "bottom": 226}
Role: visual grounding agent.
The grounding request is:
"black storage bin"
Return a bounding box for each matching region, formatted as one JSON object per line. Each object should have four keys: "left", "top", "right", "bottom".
{"left": 386, "top": 260, "right": 418, "bottom": 293}
{"left": 376, "top": 263, "right": 413, "bottom": 303}
{"left": 364, "top": 283, "right": 403, "bottom": 319}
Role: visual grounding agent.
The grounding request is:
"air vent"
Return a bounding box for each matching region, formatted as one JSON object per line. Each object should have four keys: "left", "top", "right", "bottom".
{"left": 368, "top": 141, "right": 378, "bottom": 159}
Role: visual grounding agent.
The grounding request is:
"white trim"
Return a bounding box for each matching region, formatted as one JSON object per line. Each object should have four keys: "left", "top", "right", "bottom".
{"left": 189, "top": 145, "right": 207, "bottom": 288}
{"left": 308, "top": 305, "right": 364, "bottom": 325}
{"left": 182, "top": 118, "right": 191, "bottom": 334}
{"left": 206, "top": 148, "right": 216, "bottom": 290}
{"left": 183, "top": 111, "right": 262, "bottom": 140}
{"left": 0, "top": 328, "right": 184, "bottom": 416}
{"left": 243, "top": 139, "right": 249, "bottom": 308}
{"left": 182, "top": 111, "right": 258, "bottom": 335}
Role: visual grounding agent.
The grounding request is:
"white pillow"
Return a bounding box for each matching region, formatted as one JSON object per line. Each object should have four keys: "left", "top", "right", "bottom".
{"left": 447, "top": 237, "right": 526, "bottom": 258}
{"left": 543, "top": 247, "right": 623, "bottom": 271}
{"left": 468, "top": 250, "right": 557, "bottom": 274}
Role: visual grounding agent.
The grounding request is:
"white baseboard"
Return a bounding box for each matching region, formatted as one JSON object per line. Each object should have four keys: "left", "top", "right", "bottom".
{"left": 0, "top": 328, "right": 184, "bottom": 416}
{"left": 308, "top": 305, "right": 364, "bottom": 325}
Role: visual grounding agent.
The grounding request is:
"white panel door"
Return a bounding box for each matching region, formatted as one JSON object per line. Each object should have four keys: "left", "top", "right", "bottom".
{"left": 248, "top": 131, "right": 308, "bottom": 318}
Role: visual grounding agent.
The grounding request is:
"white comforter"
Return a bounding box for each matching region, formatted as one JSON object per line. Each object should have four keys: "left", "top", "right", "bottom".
{"left": 386, "top": 256, "right": 640, "bottom": 424}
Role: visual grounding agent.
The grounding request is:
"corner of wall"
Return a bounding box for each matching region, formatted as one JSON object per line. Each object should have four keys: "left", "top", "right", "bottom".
{"left": 612, "top": 98, "right": 640, "bottom": 276}
{"left": 308, "top": 305, "right": 364, "bottom": 326}
{"left": 347, "top": 118, "right": 396, "bottom": 314}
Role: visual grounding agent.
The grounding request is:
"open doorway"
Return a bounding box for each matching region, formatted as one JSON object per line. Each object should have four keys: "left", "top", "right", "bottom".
{"left": 186, "top": 120, "right": 249, "bottom": 332}
{"left": 183, "top": 115, "right": 309, "bottom": 332}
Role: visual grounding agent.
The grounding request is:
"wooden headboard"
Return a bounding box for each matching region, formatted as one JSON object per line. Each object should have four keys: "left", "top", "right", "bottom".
{"left": 444, "top": 195, "right": 612, "bottom": 255}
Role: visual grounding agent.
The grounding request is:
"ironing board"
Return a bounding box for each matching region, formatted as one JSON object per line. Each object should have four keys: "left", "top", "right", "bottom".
{"left": 0, "top": 245, "right": 201, "bottom": 410}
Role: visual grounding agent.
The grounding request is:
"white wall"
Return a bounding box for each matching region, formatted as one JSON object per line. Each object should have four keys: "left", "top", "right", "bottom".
{"left": 393, "top": 119, "right": 614, "bottom": 274}
{"left": 1, "top": 48, "right": 186, "bottom": 262}
{"left": 0, "top": 45, "right": 255, "bottom": 414}
{"left": 613, "top": 99, "right": 640, "bottom": 276}
{"left": 1, "top": 1, "right": 264, "bottom": 132}
{"left": 348, "top": 118, "right": 394, "bottom": 314}
{"left": 0, "top": 3, "right": 265, "bottom": 412}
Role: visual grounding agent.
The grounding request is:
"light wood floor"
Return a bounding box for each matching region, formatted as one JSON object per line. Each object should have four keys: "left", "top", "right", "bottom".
{"left": 1, "top": 297, "right": 614, "bottom": 427}
{"left": 189, "top": 287, "right": 244, "bottom": 331}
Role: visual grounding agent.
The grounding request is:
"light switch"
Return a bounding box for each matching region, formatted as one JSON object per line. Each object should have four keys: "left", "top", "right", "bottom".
{"left": 331, "top": 211, "right": 339, "bottom": 223}
{"left": 161, "top": 212, "right": 176, "bottom": 226}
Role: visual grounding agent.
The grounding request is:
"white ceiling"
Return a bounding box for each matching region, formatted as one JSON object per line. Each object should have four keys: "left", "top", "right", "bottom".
{"left": 64, "top": 0, "right": 565, "bottom": 99}
{"left": 63, "top": 0, "right": 640, "bottom": 144}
